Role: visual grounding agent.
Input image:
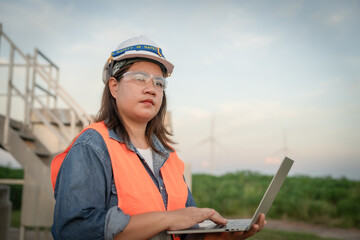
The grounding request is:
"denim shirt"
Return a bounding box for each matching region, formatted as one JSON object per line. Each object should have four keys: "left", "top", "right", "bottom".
{"left": 52, "top": 128, "right": 199, "bottom": 240}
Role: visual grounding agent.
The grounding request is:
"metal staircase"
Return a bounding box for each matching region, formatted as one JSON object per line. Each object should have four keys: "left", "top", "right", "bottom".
{"left": 0, "top": 23, "right": 93, "bottom": 239}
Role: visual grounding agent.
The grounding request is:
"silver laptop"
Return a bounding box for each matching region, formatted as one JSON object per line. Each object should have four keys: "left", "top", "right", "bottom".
{"left": 167, "top": 157, "right": 294, "bottom": 235}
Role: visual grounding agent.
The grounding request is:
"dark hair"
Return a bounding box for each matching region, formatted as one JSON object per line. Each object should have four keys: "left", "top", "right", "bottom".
{"left": 95, "top": 60, "right": 174, "bottom": 154}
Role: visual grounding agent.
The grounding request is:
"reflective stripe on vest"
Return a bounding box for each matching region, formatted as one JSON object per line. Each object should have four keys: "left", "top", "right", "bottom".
{"left": 51, "top": 122, "right": 187, "bottom": 240}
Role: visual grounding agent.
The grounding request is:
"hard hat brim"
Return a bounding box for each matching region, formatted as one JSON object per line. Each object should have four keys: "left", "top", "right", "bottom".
{"left": 112, "top": 51, "right": 174, "bottom": 75}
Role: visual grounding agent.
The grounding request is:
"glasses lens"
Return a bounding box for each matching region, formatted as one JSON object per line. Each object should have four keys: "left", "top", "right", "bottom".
{"left": 132, "top": 72, "right": 147, "bottom": 82}
{"left": 124, "top": 71, "right": 166, "bottom": 90}
{"left": 153, "top": 77, "right": 167, "bottom": 89}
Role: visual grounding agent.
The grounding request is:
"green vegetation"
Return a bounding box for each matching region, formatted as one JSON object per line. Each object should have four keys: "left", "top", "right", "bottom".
{"left": 2, "top": 166, "right": 360, "bottom": 232}
{"left": 0, "top": 166, "right": 23, "bottom": 227}
{"left": 0, "top": 166, "right": 23, "bottom": 210}
{"left": 192, "top": 171, "right": 360, "bottom": 229}
{"left": 11, "top": 210, "right": 21, "bottom": 227}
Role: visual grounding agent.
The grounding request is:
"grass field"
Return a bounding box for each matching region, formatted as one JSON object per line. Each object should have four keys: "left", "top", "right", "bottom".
{"left": 192, "top": 171, "right": 360, "bottom": 229}
{"left": 2, "top": 166, "right": 358, "bottom": 239}
{"left": 11, "top": 210, "right": 21, "bottom": 228}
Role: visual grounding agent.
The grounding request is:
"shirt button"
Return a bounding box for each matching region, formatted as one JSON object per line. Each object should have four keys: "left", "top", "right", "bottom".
{"left": 160, "top": 186, "right": 163, "bottom": 190}
{"left": 156, "top": 162, "right": 160, "bottom": 166}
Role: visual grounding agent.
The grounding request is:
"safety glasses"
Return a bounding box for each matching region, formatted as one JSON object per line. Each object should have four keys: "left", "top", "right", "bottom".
{"left": 121, "top": 71, "right": 167, "bottom": 90}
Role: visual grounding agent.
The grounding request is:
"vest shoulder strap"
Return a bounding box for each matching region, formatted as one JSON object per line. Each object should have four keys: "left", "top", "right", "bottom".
{"left": 50, "top": 122, "right": 107, "bottom": 190}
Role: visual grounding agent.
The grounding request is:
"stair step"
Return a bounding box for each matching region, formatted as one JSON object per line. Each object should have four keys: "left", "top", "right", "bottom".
{"left": 31, "top": 108, "right": 83, "bottom": 126}
{"left": 16, "top": 129, "right": 52, "bottom": 159}
{"left": 34, "top": 140, "right": 51, "bottom": 158}
{"left": 23, "top": 139, "right": 50, "bottom": 156}
{"left": 18, "top": 130, "right": 36, "bottom": 141}
{"left": 35, "top": 149, "right": 51, "bottom": 158}
{"left": 10, "top": 120, "right": 22, "bottom": 131}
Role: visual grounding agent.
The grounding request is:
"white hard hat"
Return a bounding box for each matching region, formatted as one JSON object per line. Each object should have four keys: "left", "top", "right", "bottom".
{"left": 102, "top": 35, "right": 174, "bottom": 84}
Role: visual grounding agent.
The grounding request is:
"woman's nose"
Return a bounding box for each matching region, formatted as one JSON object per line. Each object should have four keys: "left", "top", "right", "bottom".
{"left": 143, "top": 79, "right": 157, "bottom": 95}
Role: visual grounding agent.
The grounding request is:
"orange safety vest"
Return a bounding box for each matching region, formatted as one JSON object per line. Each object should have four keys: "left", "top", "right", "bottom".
{"left": 51, "top": 121, "right": 187, "bottom": 240}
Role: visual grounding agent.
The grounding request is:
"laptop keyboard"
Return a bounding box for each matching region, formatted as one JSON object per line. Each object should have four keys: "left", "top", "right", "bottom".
{"left": 225, "top": 219, "right": 251, "bottom": 231}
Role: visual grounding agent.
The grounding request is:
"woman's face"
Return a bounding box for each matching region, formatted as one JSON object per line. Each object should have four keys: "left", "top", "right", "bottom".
{"left": 109, "top": 61, "right": 164, "bottom": 125}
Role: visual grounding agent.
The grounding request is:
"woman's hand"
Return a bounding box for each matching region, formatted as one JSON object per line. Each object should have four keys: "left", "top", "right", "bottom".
{"left": 204, "top": 214, "right": 267, "bottom": 240}
{"left": 115, "top": 207, "right": 227, "bottom": 240}
{"left": 166, "top": 207, "right": 228, "bottom": 230}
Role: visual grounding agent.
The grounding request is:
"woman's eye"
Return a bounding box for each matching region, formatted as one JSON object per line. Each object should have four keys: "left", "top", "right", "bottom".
{"left": 134, "top": 76, "right": 146, "bottom": 82}
{"left": 155, "top": 81, "right": 164, "bottom": 88}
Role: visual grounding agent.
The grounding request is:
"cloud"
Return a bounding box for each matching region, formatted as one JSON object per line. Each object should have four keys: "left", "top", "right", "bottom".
{"left": 326, "top": 13, "right": 346, "bottom": 25}
{"left": 276, "top": 1, "right": 303, "bottom": 17}
{"left": 345, "top": 56, "right": 360, "bottom": 71}
{"left": 198, "top": 33, "right": 276, "bottom": 66}
{"left": 176, "top": 106, "right": 212, "bottom": 122}
{"left": 311, "top": 3, "right": 357, "bottom": 28}
{"left": 216, "top": 100, "right": 298, "bottom": 127}
{"left": 231, "top": 34, "right": 275, "bottom": 50}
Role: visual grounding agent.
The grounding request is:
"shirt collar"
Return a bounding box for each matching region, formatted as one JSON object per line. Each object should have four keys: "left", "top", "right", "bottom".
{"left": 108, "top": 127, "right": 170, "bottom": 155}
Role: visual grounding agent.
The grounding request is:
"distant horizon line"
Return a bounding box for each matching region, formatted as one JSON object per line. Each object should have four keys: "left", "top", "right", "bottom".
{"left": 1, "top": 162, "right": 359, "bottom": 182}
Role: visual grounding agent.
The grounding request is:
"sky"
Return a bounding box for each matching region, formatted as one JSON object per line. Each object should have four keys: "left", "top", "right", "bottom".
{"left": 0, "top": 0, "right": 359, "bottom": 180}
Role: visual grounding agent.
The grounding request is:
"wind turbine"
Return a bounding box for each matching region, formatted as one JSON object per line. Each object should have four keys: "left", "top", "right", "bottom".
{"left": 192, "top": 113, "right": 226, "bottom": 173}
{"left": 267, "top": 128, "right": 292, "bottom": 164}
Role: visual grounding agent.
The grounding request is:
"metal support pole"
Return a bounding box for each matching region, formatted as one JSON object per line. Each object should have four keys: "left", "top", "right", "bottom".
{"left": 3, "top": 44, "right": 15, "bottom": 148}
{"left": 55, "top": 68, "right": 59, "bottom": 109}
{"left": 29, "top": 49, "right": 38, "bottom": 131}
{"left": 0, "top": 23, "right": 3, "bottom": 55}
{"left": 24, "top": 54, "right": 31, "bottom": 127}
{"left": 47, "top": 65, "right": 52, "bottom": 107}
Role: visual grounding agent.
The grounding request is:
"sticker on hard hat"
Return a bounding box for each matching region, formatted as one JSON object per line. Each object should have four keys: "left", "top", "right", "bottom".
{"left": 111, "top": 45, "right": 164, "bottom": 58}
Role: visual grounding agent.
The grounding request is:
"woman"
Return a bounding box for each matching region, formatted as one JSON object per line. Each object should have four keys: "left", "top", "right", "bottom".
{"left": 51, "top": 36, "right": 266, "bottom": 240}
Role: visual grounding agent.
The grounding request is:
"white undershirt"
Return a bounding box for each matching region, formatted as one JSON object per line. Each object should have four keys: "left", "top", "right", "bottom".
{"left": 137, "top": 147, "right": 154, "bottom": 173}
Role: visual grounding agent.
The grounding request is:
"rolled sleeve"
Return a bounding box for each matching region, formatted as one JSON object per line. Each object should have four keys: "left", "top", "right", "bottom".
{"left": 52, "top": 129, "right": 130, "bottom": 240}
{"left": 105, "top": 206, "right": 130, "bottom": 240}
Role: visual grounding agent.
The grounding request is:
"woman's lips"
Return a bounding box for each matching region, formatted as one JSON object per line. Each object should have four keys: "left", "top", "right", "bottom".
{"left": 141, "top": 99, "right": 154, "bottom": 105}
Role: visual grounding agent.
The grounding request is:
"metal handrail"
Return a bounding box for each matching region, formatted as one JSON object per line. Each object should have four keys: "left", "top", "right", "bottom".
{"left": 0, "top": 23, "right": 96, "bottom": 238}
{"left": 0, "top": 23, "right": 93, "bottom": 148}
{"left": 10, "top": 81, "right": 70, "bottom": 144}
{"left": 35, "top": 63, "right": 92, "bottom": 125}
{"left": 36, "top": 48, "right": 59, "bottom": 70}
